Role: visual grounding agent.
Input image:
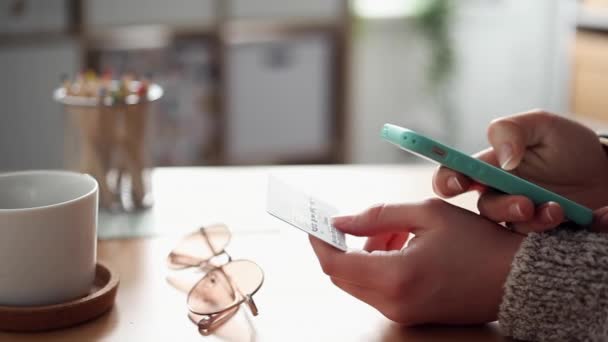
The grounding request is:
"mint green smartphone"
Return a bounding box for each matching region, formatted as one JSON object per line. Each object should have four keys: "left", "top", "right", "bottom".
{"left": 381, "top": 123, "right": 593, "bottom": 226}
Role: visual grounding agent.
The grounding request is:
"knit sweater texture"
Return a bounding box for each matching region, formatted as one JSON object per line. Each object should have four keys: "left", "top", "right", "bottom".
{"left": 499, "top": 228, "right": 608, "bottom": 341}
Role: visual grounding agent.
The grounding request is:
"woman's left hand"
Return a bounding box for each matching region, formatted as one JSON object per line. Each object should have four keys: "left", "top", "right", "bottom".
{"left": 310, "top": 199, "right": 523, "bottom": 325}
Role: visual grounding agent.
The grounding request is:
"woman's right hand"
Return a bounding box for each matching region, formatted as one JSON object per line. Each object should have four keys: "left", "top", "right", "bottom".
{"left": 432, "top": 110, "right": 608, "bottom": 233}
{"left": 310, "top": 199, "right": 524, "bottom": 326}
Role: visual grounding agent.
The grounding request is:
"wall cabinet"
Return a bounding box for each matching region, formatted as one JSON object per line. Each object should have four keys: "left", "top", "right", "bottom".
{"left": 228, "top": 0, "right": 343, "bottom": 20}
{"left": 0, "top": 0, "right": 69, "bottom": 34}
{"left": 0, "top": 0, "right": 347, "bottom": 170}
{"left": 225, "top": 35, "right": 334, "bottom": 164}
{"left": 0, "top": 41, "right": 80, "bottom": 171}
{"left": 85, "top": 0, "right": 216, "bottom": 29}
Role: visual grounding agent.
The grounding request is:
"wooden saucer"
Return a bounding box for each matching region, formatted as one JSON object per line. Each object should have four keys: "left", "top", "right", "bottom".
{"left": 0, "top": 262, "right": 119, "bottom": 332}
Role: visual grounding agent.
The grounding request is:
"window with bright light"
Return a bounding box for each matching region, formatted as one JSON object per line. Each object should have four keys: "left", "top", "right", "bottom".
{"left": 352, "top": 0, "right": 420, "bottom": 19}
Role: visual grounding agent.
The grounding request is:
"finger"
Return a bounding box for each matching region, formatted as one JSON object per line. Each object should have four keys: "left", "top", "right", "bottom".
{"left": 507, "top": 202, "right": 564, "bottom": 234}
{"left": 333, "top": 277, "right": 421, "bottom": 325}
{"left": 432, "top": 166, "right": 471, "bottom": 198}
{"left": 330, "top": 277, "right": 389, "bottom": 311}
{"left": 432, "top": 148, "right": 498, "bottom": 198}
{"left": 471, "top": 147, "right": 500, "bottom": 166}
{"left": 387, "top": 233, "right": 409, "bottom": 250}
{"left": 591, "top": 206, "right": 608, "bottom": 233}
{"left": 477, "top": 191, "right": 535, "bottom": 223}
{"left": 488, "top": 110, "right": 554, "bottom": 170}
{"left": 330, "top": 200, "right": 447, "bottom": 237}
{"left": 363, "top": 233, "right": 409, "bottom": 252}
{"left": 310, "top": 235, "right": 408, "bottom": 289}
{"left": 363, "top": 233, "right": 395, "bottom": 251}
{"left": 330, "top": 277, "right": 410, "bottom": 322}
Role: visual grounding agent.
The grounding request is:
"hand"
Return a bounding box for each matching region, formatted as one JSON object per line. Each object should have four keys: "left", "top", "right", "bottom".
{"left": 310, "top": 199, "right": 524, "bottom": 326}
{"left": 592, "top": 206, "right": 608, "bottom": 233}
{"left": 433, "top": 110, "right": 608, "bottom": 233}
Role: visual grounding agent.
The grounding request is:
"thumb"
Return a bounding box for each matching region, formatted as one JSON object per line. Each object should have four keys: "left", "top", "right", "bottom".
{"left": 330, "top": 199, "right": 445, "bottom": 237}
{"left": 488, "top": 110, "right": 554, "bottom": 171}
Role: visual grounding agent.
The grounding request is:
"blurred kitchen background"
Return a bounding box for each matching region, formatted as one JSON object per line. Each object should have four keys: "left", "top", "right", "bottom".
{"left": 1, "top": 0, "right": 608, "bottom": 170}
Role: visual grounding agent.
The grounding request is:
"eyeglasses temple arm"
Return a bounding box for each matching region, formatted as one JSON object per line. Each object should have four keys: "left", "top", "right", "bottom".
{"left": 244, "top": 294, "right": 259, "bottom": 316}
{"left": 168, "top": 252, "right": 205, "bottom": 267}
{"left": 195, "top": 304, "right": 240, "bottom": 336}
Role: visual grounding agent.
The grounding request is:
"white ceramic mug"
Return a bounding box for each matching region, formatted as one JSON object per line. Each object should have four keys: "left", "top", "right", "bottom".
{"left": 0, "top": 170, "right": 98, "bottom": 306}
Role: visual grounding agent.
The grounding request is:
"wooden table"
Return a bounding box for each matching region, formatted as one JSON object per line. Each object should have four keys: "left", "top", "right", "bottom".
{"left": 0, "top": 165, "right": 511, "bottom": 341}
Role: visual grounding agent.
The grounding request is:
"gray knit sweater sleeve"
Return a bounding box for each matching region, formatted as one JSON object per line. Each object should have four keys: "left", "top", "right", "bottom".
{"left": 498, "top": 228, "right": 608, "bottom": 341}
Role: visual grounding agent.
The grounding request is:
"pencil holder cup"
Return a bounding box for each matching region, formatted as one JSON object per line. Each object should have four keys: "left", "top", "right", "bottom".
{"left": 53, "top": 79, "right": 163, "bottom": 211}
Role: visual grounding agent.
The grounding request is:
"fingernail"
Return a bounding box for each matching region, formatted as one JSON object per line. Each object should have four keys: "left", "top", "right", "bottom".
{"left": 509, "top": 203, "right": 524, "bottom": 219}
{"left": 447, "top": 176, "right": 464, "bottom": 193}
{"left": 544, "top": 207, "right": 555, "bottom": 223}
{"left": 497, "top": 143, "right": 515, "bottom": 170}
{"left": 330, "top": 215, "right": 354, "bottom": 227}
{"left": 545, "top": 210, "right": 554, "bottom": 222}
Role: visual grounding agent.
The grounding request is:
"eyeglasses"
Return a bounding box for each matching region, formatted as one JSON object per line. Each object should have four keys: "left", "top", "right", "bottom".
{"left": 166, "top": 224, "right": 264, "bottom": 336}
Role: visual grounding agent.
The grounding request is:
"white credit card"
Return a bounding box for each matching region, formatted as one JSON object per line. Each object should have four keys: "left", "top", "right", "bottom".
{"left": 266, "top": 176, "right": 347, "bottom": 251}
